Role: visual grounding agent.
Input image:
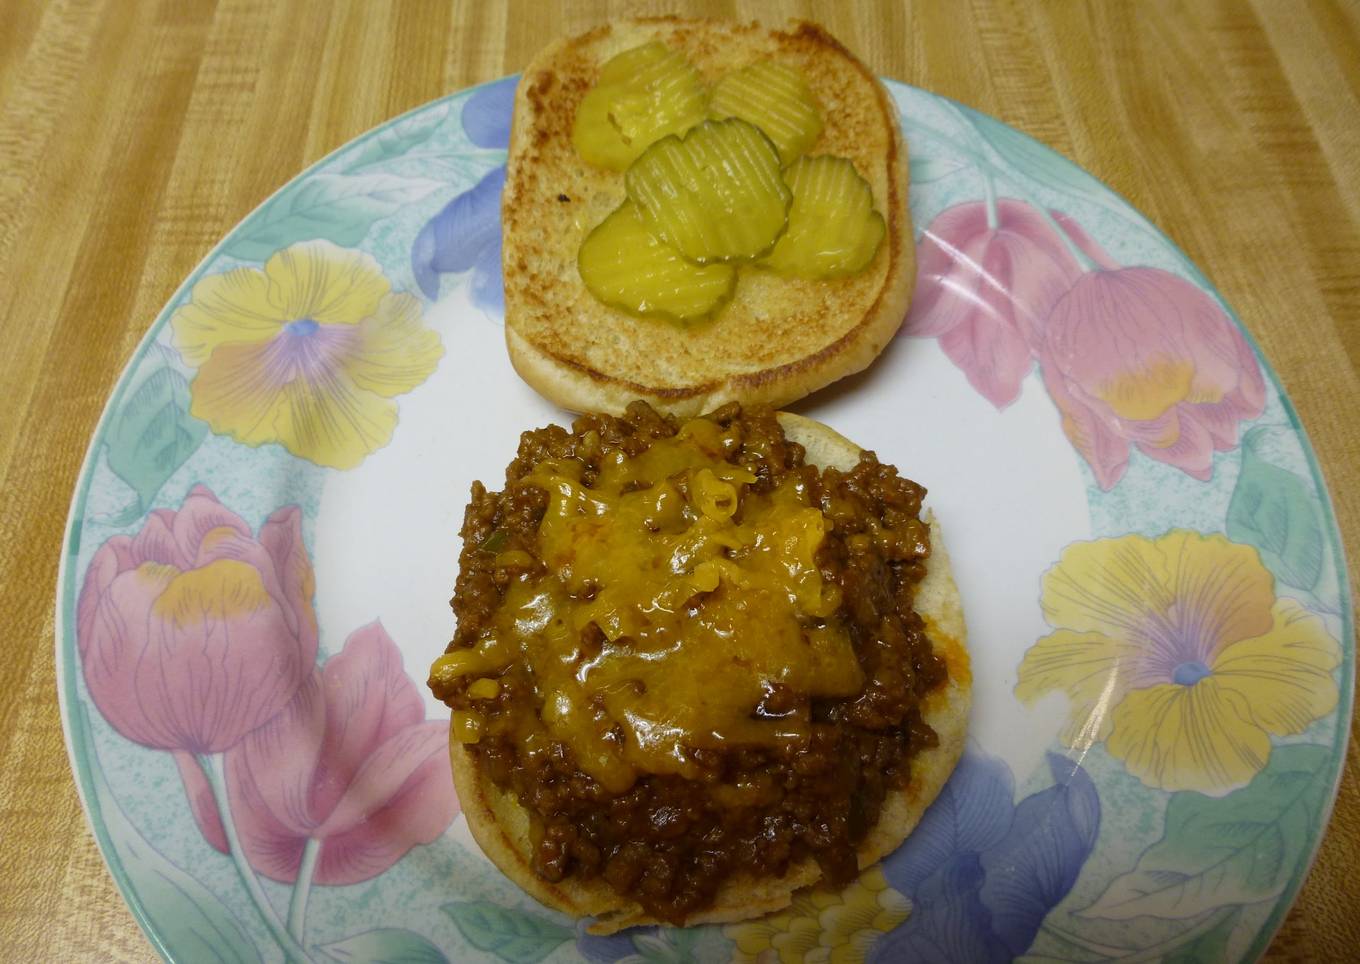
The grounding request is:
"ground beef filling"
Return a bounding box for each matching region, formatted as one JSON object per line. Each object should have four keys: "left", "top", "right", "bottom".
{"left": 431, "top": 402, "right": 946, "bottom": 923}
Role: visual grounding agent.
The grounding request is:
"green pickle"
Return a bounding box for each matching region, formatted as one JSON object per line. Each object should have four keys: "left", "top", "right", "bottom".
{"left": 578, "top": 202, "right": 737, "bottom": 322}
{"left": 572, "top": 42, "right": 708, "bottom": 171}
{"left": 759, "top": 155, "right": 885, "bottom": 278}
{"left": 626, "top": 118, "right": 791, "bottom": 263}
{"left": 709, "top": 60, "right": 823, "bottom": 165}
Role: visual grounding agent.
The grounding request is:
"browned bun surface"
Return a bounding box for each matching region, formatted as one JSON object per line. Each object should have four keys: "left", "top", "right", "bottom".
{"left": 502, "top": 18, "right": 914, "bottom": 416}
{"left": 451, "top": 412, "right": 970, "bottom": 933}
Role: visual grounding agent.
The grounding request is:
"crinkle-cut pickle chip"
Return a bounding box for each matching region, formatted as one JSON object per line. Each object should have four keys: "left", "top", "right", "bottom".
{"left": 578, "top": 202, "right": 737, "bottom": 322}
{"left": 626, "top": 118, "right": 791, "bottom": 264}
{"left": 709, "top": 60, "right": 823, "bottom": 165}
{"left": 572, "top": 41, "right": 708, "bottom": 171}
{"left": 760, "top": 155, "right": 886, "bottom": 279}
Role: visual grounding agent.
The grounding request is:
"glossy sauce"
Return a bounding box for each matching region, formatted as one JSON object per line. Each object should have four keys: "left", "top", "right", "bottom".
{"left": 430, "top": 403, "right": 946, "bottom": 923}
{"left": 432, "top": 417, "right": 862, "bottom": 793}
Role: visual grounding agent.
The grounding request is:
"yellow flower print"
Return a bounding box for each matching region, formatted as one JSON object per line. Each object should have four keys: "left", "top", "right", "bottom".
{"left": 1016, "top": 530, "right": 1341, "bottom": 794}
{"left": 725, "top": 866, "right": 909, "bottom": 964}
{"left": 171, "top": 241, "right": 443, "bottom": 469}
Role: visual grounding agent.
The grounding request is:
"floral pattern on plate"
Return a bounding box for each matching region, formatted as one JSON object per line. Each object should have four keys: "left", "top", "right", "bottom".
{"left": 905, "top": 176, "right": 1265, "bottom": 490}
{"left": 1017, "top": 530, "right": 1341, "bottom": 795}
{"left": 171, "top": 241, "right": 444, "bottom": 469}
{"left": 76, "top": 485, "right": 455, "bottom": 958}
{"left": 56, "top": 77, "right": 1351, "bottom": 963}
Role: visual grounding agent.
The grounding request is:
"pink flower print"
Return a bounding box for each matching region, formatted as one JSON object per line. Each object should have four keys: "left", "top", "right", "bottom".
{"left": 76, "top": 485, "right": 317, "bottom": 753}
{"left": 180, "top": 622, "right": 457, "bottom": 885}
{"left": 904, "top": 200, "right": 1113, "bottom": 408}
{"left": 1039, "top": 267, "right": 1266, "bottom": 489}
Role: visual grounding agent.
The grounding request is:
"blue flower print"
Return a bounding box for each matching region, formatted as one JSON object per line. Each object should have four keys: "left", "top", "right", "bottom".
{"left": 411, "top": 166, "right": 505, "bottom": 313}
{"left": 871, "top": 748, "right": 1101, "bottom": 963}
{"left": 574, "top": 919, "right": 637, "bottom": 963}
{"left": 462, "top": 75, "right": 517, "bottom": 149}
{"left": 407, "top": 74, "right": 514, "bottom": 309}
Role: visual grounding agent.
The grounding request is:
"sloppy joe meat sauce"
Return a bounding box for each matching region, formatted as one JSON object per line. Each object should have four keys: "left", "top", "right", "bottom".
{"left": 429, "top": 402, "right": 946, "bottom": 923}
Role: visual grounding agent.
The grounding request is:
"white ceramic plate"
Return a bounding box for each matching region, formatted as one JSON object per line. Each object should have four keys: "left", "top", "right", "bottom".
{"left": 58, "top": 76, "right": 1352, "bottom": 964}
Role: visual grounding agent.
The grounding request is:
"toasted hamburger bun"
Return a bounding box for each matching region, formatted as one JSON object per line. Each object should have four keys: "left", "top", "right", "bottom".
{"left": 502, "top": 18, "right": 914, "bottom": 416}
{"left": 452, "top": 413, "right": 971, "bottom": 934}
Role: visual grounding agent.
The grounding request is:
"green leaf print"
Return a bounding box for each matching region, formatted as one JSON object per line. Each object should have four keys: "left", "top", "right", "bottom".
{"left": 316, "top": 928, "right": 448, "bottom": 964}
{"left": 909, "top": 155, "right": 966, "bottom": 184}
{"left": 960, "top": 104, "right": 1123, "bottom": 208}
{"left": 341, "top": 106, "right": 450, "bottom": 173}
{"left": 1080, "top": 744, "right": 1332, "bottom": 920}
{"left": 441, "top": 901, "right": 572, "bottom": 964}
{"left": 76, "top": 701, "right": 261, "bottom": 964}
{"left": 1227, "top": 426, "right": 1339, "bottom": 611}
{"left": 1161, "top": 907, "right": 1242, "bottom": 964}
{"left": 224, "top": 173, "right": 442, "bottom": 261}
{"left": 104, "top": 348, "right": 207, "bottom": 518}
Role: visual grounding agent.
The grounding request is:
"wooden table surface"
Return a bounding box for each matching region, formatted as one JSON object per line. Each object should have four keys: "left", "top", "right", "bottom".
{"left": 1, "top": 0, "right": 1356, "bottom": 960}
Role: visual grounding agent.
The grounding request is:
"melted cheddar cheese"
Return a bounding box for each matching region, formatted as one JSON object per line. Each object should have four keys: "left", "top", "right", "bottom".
{"left": 432, "top": 416, "right": 862, "bottom": 793}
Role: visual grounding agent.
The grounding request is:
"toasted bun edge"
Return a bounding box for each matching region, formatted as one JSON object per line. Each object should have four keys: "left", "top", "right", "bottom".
{"left": 449, "top": 412, "right": 970, "bottom": 933}
{"left": 501, "top": 17, "right": 916, "bottom": 416}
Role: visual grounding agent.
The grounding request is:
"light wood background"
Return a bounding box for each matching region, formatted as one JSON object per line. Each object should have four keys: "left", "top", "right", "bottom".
{"left": 1, "top": 0, "right": 1356, "bottom": 960}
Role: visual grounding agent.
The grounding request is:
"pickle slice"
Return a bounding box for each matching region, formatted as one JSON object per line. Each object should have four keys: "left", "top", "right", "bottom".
{"left": 597, "top": 41, "right": 670, "bottom": 86}
{"left": 625, "top": 118, "right": 791, "bottom": 263}
{"left": 709, "top": 60, "right": 823, "bottom": 165}
{"left": 578, "top": 202, "right": 736, "bottom": 322}
{"left": 572, "top": 41, "right": 708, "bottom": 171}
{"left": 759, "top": 155, "right": 885, "bottom": 278}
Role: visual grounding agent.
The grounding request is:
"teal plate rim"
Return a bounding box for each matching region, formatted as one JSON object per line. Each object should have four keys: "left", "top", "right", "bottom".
{"left": 55, "top": 74, "right": 1354, "bottom": 964}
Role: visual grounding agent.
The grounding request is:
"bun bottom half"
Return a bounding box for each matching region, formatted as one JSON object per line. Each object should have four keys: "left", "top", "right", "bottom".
{"left": 451, "top": 412, "right": 971, "bottom": 934}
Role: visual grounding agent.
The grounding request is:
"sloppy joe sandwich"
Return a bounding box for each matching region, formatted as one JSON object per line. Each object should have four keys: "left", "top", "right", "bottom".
{"left": 502, "top": 18, "right": 915, "bottom": 415}
{"left": 429, "top": 403, "right": 970, "bottom": 932}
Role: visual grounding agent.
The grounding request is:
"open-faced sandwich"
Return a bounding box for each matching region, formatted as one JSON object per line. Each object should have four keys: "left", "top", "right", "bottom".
{"left": 501, "top": 17, "right": 914, "bottom": 415}
{"left": 429, "top": 403, "right": 969, "bottom": 932}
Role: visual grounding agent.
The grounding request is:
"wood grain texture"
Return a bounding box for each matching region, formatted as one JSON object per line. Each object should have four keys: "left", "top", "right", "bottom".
{"left": 0, "top": 0, "right": 1354, "bottom": 959}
